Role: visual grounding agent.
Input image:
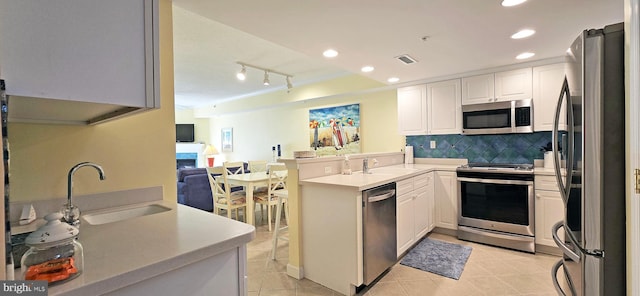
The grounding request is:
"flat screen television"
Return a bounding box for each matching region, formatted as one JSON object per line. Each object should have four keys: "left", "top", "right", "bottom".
{"left": 176, "top": 124, "right": 195, "bottom": 142}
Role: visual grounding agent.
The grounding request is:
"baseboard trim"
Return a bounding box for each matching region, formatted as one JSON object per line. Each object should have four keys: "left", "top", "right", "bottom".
{"left": 535, "top": 244, "right": 562, "bottom": 256}
{"left": 287, "top": 264, "right": 304, "bottom": 280}
{"left": 432, "top": 227, "right": 458, "bottom": 237}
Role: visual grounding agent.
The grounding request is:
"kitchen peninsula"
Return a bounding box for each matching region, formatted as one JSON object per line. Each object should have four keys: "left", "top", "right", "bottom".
{"left": 294, "top": 155, "right": 465, "bottom": 295}
{"left": 10, "top": 187, "right": 255, "bottom": 296}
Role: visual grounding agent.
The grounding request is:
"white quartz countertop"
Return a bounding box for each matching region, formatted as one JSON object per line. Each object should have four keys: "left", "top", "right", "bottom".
{"left": 299, "top": 163, "right": 459, "bottom": 191}
{"left": 44, "top": 200, "right": 255, "bottom": 296}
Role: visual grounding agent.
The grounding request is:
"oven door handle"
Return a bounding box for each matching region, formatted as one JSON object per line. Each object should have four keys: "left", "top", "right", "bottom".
{"left": 457, "top": 177, "right": 533, "bottom": 186}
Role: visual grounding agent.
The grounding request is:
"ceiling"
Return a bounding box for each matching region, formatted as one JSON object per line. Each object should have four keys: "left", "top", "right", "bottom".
{"left": 171, "top": 0, "right": 624, "bottom": 109}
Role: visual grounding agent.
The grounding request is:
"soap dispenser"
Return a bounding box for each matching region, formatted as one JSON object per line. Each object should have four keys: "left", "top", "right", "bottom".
{"left": 342, "top": 155, "right": 352, "bottom": 175}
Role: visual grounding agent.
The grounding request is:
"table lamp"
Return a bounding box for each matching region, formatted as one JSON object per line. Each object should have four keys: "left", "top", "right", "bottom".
{"left": 203, "top": 145, "right": 219, "bottom": 167}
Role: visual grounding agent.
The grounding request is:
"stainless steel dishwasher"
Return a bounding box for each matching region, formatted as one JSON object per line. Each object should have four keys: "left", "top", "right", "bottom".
{"left": 362, "top": 182, "right": 397, "bottom": 285}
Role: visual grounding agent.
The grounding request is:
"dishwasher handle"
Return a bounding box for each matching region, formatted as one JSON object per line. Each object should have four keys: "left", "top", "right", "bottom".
{"left": 367, "top": 190, "right": 395, "bottom": 203}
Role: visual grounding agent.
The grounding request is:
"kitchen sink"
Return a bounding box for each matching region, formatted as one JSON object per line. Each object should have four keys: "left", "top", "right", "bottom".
{"left": 83, "top": 204, "right": 171, "bottom": 225}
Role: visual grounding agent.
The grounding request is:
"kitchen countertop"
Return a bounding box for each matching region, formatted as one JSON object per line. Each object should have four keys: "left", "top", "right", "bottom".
{"left": 37, "top": 200, "right": 255, "bottom": 296}
{"left": 299, "top": 163, "right": 460, "bottom": 191}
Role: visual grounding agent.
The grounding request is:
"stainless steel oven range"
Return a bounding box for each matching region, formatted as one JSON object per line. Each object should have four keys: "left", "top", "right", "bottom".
{"left": 456, "top": 163, "right": 535, "bottom": 253}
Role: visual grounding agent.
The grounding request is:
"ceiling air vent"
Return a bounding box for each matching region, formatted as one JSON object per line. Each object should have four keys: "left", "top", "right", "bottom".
{"left": 396, "top": 54, "right": 418, "bottom": 65}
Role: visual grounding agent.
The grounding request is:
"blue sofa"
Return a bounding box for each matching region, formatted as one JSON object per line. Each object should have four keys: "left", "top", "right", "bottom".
{"left": 177, "top": 164, "right": 249, "bottom": 212}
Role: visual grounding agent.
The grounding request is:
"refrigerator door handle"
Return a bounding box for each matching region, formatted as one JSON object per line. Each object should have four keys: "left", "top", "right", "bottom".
{"left": 552, "top": 221, "right": 580, "bottom": 262}
{"left": 553, "top": 77, "right": 574, "bottom": 203}
{"left": 551, "top": 259, "right": 569, "bottom": 296}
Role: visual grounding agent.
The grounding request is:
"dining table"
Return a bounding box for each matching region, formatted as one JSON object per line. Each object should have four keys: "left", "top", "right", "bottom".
{"left": 223, "top": 171, "right": 270, "bottom": 226}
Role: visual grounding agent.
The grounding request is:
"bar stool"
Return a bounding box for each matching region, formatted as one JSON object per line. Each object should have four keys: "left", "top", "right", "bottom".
{"left": 270, "top": 189, "right": 289, "bottom": 260}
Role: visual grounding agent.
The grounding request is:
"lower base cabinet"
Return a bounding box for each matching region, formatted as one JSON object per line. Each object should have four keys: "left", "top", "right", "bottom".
{"left": 434, "top": 171, "right": 458, "bottom": 230}
{"left": 105, "top": 246, "right": 247, "bottom": 296}
{"left": 534, "top": 175, "right": 564, "bottom": 247}
{"left": 397, "top": 172, "right": 435, "bottom": 257}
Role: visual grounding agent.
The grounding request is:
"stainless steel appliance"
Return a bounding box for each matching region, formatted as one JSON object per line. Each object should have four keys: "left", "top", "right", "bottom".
{"left": 457, "top": 163, "right": 535, "bottom": 253}
{"left": 461, "top": 99, "right": 533, "bottom": 135}
{"left": 362, "top": 183, "right": 397, "bottom": 285}
{"left": 550, "top": 23, "right": 626, "bottom": 296}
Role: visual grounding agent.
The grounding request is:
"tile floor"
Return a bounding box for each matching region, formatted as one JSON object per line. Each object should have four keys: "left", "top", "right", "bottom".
{"left": 246, "top": 213, "right": 564, "bottom": 296}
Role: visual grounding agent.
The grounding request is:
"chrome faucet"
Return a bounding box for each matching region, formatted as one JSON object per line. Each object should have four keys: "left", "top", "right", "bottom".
{"left": 363, "top": 158, "right": 370, "bottom": 174}
{"left": 61, "top": 162, "right": 106, "bottom": 227}
{"left": 363, "top": 158, "right": 378, "bottom": 174}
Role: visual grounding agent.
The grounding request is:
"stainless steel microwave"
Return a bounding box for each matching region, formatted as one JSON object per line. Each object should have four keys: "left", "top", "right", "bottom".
{"left": 461, "top": 99, "right": 533, "bottom": 134}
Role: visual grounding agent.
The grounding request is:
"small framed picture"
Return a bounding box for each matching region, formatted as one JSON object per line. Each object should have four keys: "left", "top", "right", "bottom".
{"left": 221, "top": 127, "right": 233, "bottom": 152}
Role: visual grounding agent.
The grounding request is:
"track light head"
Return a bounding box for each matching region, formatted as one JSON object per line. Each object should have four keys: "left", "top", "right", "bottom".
{"left": 286, "top": 76, "right": 293, "bottom": 90}
{"left": 263, "top": 71, "right": 270, "bottom": 86}
{"left": 236, "top": 65, "right": 246, "bottom": 81}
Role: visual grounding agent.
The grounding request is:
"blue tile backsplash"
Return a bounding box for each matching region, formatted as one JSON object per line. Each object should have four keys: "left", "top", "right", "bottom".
{"left": 406, "top": 132, "right": 554, "bottom": 164}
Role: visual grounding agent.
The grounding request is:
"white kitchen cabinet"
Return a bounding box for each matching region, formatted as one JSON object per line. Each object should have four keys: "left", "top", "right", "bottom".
{"left": 396, "top": 173, "right": 434, "bottom": 257}
{"left": 533, "top": 63, "right": 568, "bottom": 131}
{"left": 434, "top": 171, "right": 458, "bottom": 230}
{"left": 535, "top": 175, "right": 564, "bottom": 248}
{"left": 425, "top": 172, "right": 436, "bottom": 232}
{"left": 462, "top": 68, "right": 532, "bottom": 105}
{"left": 462, "top": 74, "right": 495, "bottom": 105}
{"left": 396, "top": 178, "right": 415, "bottom": 256}
{"left": 427, "top": 79, "right": 462, "bottom": 134}
{"left": 494, "top": 68, "right": 533, "bottom": 101}
{"left": 397, "top": 85, "right": 428, "bottom": 135}
{"left": 106, "top": 246, "right": 247, "bottom": 296}
{"left": 414, "top": 172, "right": 434, "bottom": 238}
{"left": 0, "top": 0, "right": 160, "bottom": 125}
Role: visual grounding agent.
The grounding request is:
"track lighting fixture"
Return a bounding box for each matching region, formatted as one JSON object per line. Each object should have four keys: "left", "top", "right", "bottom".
{"left": 263, "top": 71, "right": 270, "bottom": 86}
{"left": 236, "top": 65, "right": 247, "bottom": 80}
{"left": 235, "top": 62, "right": 294, "bottom": 90}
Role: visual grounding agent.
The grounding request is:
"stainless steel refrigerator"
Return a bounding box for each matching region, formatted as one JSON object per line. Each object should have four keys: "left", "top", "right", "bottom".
{"left": 550, "top": 23, "right": 626, "bottom": 295}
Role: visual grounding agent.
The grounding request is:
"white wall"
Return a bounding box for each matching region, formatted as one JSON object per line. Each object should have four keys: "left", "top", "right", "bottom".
{"left": 190, "top": 75, "right": 405, "bottom": 164}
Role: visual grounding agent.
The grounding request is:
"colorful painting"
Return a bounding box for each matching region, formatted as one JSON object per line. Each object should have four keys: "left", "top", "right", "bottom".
{"left": 309, "top": 104, "right": 360, "bottom": 156}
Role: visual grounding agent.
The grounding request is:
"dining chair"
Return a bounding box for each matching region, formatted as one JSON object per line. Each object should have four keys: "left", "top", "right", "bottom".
{"left": 253, "top": 164, "right": 288, "bottom": 231}
{"left": 223, "top": 161, "right": 245, "bottom": 175}
{"left": 270, "top": 188, "right": 289, "bottom": 260}
{"left": 206, "top": 167, "right": 247, "bottom": 221}
{"left": 248, "top": 160, "right": 268, "bottom": 173}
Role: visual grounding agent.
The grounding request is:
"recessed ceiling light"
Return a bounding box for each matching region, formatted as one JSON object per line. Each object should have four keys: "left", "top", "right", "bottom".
{"left": 501, "top": 0, "right": 526, "bottom": 7}
{"left": 388, "top": 77, "right": 400, "bottom": 83}
{"left": 511, "top": 29, "right": 535, "bottom": 39}
{"left": 323, "top": 49, "right": 338, "bottom": 58}
{"left": 361, "top": 66, "right": 374, "bottom": 73}
{"left": 516, "top": 52, "right": 535, "bottom": 60}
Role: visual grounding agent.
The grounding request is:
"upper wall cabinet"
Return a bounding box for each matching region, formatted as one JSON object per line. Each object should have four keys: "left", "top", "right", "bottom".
{"left": 462, "top": 68, "right": 532, "bottom": 105}
{"left": 533, "top": 63, "right": 567, "bottom": 131}
{"left": 427, "top": 79, "right": 461, "bottom": 135}
{"left": 397, "top": 85, "right": 428, "bottom": 135}
{"left": 0, "top": 0, "right": 160, "bottom": 125}
{"left": 494, "top": 68, "right": 532, "bottom": 101}
{"left": 461, "top": 74, "right": 494, "bottom": 105}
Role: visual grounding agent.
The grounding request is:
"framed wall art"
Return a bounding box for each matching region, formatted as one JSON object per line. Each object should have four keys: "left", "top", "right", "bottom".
{"left": 309, "top": 103, "right": 360, "bottom": 156}
{"left": 221, "top": 127, "right": 233, "bottom": 152}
